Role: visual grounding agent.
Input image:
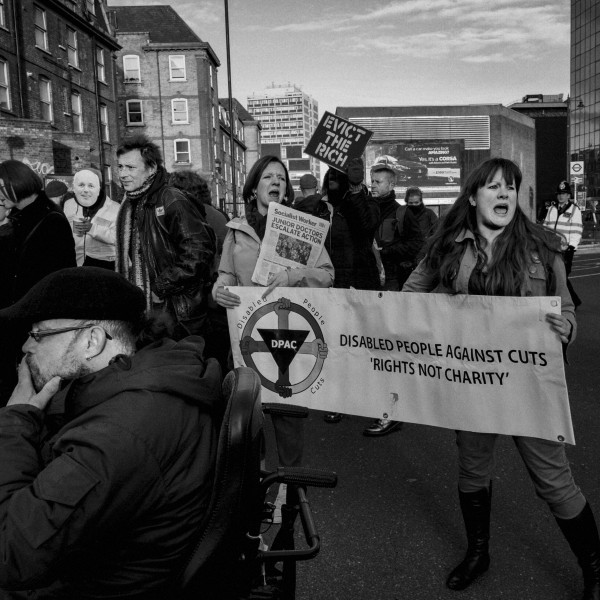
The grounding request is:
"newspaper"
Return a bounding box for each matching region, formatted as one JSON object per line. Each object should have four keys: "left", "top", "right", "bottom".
{"left": 251, "top": 203, "right": 330, "bottom": 286}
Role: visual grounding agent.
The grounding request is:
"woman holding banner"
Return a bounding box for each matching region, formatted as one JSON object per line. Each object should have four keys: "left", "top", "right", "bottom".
{"left": 212, "top": 156, "right": 333, "bottom": 516}
{"left": 403, "top": 157, "right": 600, "bottom": 598}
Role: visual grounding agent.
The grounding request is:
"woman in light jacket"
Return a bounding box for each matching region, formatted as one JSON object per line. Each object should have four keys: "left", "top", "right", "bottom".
{"left": 403, "top": 157, "right": 600, "bottom": 598}
{"left": 213, "top": 155, "right": 333, "bottom": 473}
{"left": 63, "top": 168, "right": 119, "bottom": 270}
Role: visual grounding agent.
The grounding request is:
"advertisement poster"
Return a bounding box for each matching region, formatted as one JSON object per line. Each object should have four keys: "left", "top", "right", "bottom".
{"left": 365, "top": 139, "right": 464, "bottom": 205}
{"left": 227, "top": 287, "right": 573, "bottom": 444}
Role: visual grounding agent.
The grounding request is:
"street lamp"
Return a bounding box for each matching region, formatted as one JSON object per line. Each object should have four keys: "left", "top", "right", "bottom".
{"left": 224, "top": 0, "right": 237, "bottom": 217}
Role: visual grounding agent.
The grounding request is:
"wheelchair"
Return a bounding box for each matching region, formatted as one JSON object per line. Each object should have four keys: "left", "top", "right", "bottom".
{"left": 172, "top": 367, "right": 338, "bottom": 600}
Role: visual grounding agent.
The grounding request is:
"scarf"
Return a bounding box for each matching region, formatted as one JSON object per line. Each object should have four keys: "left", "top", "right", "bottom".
{"left": 115, "top": 171, "right": 159, "bottom": 311}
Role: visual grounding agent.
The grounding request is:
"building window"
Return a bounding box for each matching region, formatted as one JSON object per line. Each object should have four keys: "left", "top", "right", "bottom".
{"left": 174, "top": 139, "right": 190, "bottom": 163}
{"left": 71, "top": 92, "right": 82, "bottom": 132}
{"left": 169, "top": 55, "right": 186, "bottom": 80}
{"left": 96, "top": 47, "right": 106, "bottom": 83}
{"left": 0, "top": 59, "right": 10, "bottom": 110}
{"left": 209, "top": 65, "right": 214, "bottom": 88}
{"left": 67, "top": 27, "right": 79, "bottom": 68}
{"left": 38, "top": 77, "right": 52, "bottom": 121}
{"left": 34, "top": 6, "right": 48, "bottom": 51}
{"left": 86, "top": 0, "right": 95, "bottom": 15}
{"left": 126, "top": 100, "right": 143, "bottom": 125}
{"left": 0, "top": 0, "right": 5, "bottom": 28}
{"left": 123, "top": 55, "right": 140, "bottom": 82}
{"left": 171, "top": 98, "right": 188, "bottom": 123}
{"left": 99, "top": 103, "right": 109, "bottom": 141}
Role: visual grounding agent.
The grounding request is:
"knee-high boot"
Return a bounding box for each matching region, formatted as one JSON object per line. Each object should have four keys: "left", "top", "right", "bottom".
{"left": 555, "top": 502, "right": 600, "bottom": 600}
{"left": 446, "top": 485, "right": 492, "bottom": 590}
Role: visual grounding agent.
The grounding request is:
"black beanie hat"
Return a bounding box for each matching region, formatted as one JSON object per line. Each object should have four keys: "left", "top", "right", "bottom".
{"left": 0, "top": 267, "right": 146, "bottom": 326}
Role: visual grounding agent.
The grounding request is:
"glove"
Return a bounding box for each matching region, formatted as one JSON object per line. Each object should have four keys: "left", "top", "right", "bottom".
{"left": 346, "top": 158, "right": 364, "bottom": 185}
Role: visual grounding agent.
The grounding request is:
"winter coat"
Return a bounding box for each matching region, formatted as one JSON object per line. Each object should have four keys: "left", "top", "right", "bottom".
{"left": 0, "top": 337, "right": 221, "bottom": 599}
{"left": 375, "top": 191, "right": 423, "bottom": 289}
{"left": 213, "top": 216, "right": 334, "bottom": 293}
{"left": 116, "top": 169, "right": 216, "bottom": 321}
{"left": 403, "top": 229, "right": 576, "bottom": 341}
{"left": 317, "top": 185, "right": 380, "bottom": 290}
{"left": 8, "top": 192, "right": 76, "bottom": 303}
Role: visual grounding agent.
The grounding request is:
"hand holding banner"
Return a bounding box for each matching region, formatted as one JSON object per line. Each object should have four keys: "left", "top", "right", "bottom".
{"left": 227, "top": 287, "right": 574, "bottom": 444}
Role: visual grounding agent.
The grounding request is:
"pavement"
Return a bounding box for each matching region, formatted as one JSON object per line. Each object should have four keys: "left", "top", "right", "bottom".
{"left": 262, "top": 250, "right": 600, "bottom": 600}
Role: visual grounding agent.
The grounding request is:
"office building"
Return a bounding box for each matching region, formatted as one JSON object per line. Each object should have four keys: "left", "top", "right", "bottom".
{"left": 509, "top": 94, "right": 568, "bottom": 220}
{"left": 570, "top": 0, "right": 599, "bottom": 208}
{"left": 247, "top": 84, "right": 320, "bottom": 190}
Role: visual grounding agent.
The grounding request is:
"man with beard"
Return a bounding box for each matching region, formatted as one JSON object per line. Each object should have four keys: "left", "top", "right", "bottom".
{"left": 115, "top": 135, "right": 215, "bottom": 338}
{"left": 362, "top": 162, "right": 423, "bottom": 437}
{"left": 0, "top": 266, "right": 221, "bottom": 599}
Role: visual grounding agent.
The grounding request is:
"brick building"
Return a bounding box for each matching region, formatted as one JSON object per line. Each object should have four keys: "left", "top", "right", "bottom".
{"left": 109, "top": 5, "right": 221, "bottom": 198}
{"left": 216, "top": 98, "right": 261, "bottom": 215}
{"left": 0, "top": 0, "right": 120, "bottom": 191}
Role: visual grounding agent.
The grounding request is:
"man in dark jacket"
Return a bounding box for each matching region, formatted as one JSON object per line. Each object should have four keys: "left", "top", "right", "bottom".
{"left": 115, "top": 135, "right": 215, "bottom": 338}
{"left": 405, "top": 186, "right": 439, "bottom": 264}
{"left": 0, "top": 267, "right": 221, "bottom": 599}
{"left": 363, "top": 162, "right": 423, "bottom": 437}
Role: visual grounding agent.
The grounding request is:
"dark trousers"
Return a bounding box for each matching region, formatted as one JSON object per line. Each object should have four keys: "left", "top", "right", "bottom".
{"left": 563, "top": 247, "right": 581, "bottom": 306}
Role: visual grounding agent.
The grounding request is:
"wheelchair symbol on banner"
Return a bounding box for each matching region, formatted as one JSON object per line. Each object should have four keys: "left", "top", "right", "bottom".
{"left": 239, "top": 297, "right": 328, "bottom": 398}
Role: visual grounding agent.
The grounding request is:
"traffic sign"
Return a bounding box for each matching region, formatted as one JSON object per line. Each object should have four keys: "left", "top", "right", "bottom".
{"left": 570, "top": 161, "right": 584, "bottom": 176}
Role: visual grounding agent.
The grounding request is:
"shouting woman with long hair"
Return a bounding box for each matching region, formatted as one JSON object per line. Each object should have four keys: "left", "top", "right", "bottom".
{"left": 404, "top": 157, "right": 600, "bottom": 599}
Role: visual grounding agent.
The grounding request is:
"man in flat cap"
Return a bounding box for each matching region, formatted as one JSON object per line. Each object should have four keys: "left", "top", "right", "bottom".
{"left": 0, "top": 267, "right": 221, "bottom": 599}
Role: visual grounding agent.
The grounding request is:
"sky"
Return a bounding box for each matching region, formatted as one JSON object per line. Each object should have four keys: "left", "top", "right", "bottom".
{"left": 106, "top": 0, "right": 571, "bottom": 115}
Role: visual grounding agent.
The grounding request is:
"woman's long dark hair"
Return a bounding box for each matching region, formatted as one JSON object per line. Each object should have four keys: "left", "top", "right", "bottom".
{"left": 424, "top": 157, "right": 562, "bottom": 295}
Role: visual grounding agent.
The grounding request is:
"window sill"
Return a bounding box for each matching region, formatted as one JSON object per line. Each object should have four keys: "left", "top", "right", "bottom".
{"left": 126, "top": 122, "right": 145, "bottom": 127}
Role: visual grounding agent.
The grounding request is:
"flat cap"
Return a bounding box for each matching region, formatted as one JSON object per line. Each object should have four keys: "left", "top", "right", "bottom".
{"left": 0, "top": 267, "right": 146, "bottom": 326}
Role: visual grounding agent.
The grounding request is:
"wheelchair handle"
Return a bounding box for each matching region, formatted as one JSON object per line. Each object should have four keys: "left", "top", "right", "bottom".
{"left": 262, "top": 466, "right": 337, "bottom": 489}
{"left": 262, "top": 403, "right": 309, "bottom": 418}
{"left": 259, "top": 487, "right": 321, "bottom": 562}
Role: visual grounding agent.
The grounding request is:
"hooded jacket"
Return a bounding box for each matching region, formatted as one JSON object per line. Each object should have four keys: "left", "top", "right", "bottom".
{"left": 0, "top": 337, "right": 221, "bottom": 599}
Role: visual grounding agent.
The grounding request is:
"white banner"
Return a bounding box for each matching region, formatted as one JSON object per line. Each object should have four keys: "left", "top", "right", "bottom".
{"left": 227, "top": 287, "right": 574, "bottom": 444}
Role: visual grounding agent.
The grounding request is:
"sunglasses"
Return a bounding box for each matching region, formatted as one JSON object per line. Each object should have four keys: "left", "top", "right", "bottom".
{"left": 28, "top": 325, "right": 113, "bottom": 343}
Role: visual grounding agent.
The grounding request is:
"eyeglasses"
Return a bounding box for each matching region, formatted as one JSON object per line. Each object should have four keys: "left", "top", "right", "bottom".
{"left": 28, "top": 325, "right": 113, "bottom": 343}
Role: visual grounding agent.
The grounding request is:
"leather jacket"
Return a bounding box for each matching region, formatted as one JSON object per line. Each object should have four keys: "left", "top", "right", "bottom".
{"left": 118, "top": 169, "right": 216, "bottom": 321}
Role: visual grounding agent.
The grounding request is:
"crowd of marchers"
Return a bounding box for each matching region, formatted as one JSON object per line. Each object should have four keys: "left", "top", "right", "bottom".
{"left": 0, "top": 134, "right": 595, "bottom": 600}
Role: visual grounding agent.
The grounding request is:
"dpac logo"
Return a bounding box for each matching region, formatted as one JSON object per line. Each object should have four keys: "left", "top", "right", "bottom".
{"left": 239, "top": 297, "right": 328, "bottom": 398}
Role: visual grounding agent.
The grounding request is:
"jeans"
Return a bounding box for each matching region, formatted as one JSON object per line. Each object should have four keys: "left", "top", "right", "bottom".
{"left": 456, "top": 430, "right": 586, "bottom": 519}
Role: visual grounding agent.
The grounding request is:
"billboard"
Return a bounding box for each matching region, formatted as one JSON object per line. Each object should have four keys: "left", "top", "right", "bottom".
{"left": 365, "top": 139, "right": 464, "bottom": 205}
